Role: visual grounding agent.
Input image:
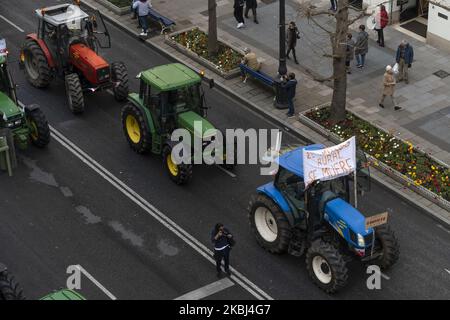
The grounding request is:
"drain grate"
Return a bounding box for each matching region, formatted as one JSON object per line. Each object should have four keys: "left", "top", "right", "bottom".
{"left": 433, "top": 70, "right": 450, "bottom": 79}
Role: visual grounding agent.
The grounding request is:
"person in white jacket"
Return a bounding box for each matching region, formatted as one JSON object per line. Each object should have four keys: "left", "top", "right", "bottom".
{"left": 132, "top": 0, "right": 152, "bottom": 36}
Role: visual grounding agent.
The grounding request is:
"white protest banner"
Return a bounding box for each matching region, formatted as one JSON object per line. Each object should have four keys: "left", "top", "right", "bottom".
{"left": 0, "top": 38, "right": 7, "bottom": 56}
{"left": 303, "top": 136, "right": 356, "bottom": 187}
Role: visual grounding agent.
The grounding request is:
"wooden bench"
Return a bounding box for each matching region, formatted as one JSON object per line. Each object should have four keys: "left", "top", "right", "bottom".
{"left": 148, "top": 8, "right": 176, "bottom": 34}
{"left": 239, "top": 63, "right": 275, "bottom": 91}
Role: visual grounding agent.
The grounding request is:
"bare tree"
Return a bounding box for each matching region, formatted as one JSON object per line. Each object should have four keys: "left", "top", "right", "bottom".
{"left": 299, "top": 1, "right": 369, "bottom": 122}
{"left": 208, "top": 0, "right": 219, "bottom": 56}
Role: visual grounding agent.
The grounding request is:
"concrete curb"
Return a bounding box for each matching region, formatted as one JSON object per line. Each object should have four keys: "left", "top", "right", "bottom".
{"left": 84, "top": 0, "right": 450, "bottom": 228}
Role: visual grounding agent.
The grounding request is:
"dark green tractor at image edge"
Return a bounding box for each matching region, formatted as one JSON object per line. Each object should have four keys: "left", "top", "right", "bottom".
{"left": 249, "top": 145, "right": 400, "bottom": 293}
{"left": 122, "top": 63, "right": 235, "bottom": 185}
{"left": 0, "top": 43, "right": 50, "bottom": 151}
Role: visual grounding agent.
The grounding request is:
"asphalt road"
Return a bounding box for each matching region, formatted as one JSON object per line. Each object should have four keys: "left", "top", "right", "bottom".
{"left": 0, "top": 0, "right": 450, "bottom": 300}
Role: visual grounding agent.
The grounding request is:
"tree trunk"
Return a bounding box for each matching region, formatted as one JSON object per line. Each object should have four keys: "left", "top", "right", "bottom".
{"left": 330, "top": 0, "right": 349, "bottom": 122}
{"left": 208, "top": 0, "right": 219, "bottom": 56}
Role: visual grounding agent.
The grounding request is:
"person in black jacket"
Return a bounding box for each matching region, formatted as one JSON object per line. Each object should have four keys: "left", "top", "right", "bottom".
{"left": 211, "top": 223, "right": 234, "bottom": 277}
{"left": 286, "top": 21, "right": 300, "bottom": 64}
{"left": 282, "top": 73, "right": 298, "bottom": 118}
{"left": 244, "top": 0, "right": 258, "bottom": 24}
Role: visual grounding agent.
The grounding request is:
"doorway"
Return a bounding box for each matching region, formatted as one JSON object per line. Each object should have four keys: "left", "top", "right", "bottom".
{"left": 399, "top": 0, "right": 429, "bottom": 38}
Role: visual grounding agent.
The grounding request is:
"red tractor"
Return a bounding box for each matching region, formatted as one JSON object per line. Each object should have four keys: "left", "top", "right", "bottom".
{"left": 20, "top": 3, "right": 129, "bottom": 114}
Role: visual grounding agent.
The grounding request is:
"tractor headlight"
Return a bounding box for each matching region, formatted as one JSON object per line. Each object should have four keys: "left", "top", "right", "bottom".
{"left": 357, "top": 234, "right": 365, "bottom": 247}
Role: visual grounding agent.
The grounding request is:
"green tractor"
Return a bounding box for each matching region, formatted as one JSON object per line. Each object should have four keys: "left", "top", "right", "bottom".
{"left": 0, "top": 39, "right": 50, "bottom": 151}
{"left": 121, "top": 63, "right": 234, "bottom": 184}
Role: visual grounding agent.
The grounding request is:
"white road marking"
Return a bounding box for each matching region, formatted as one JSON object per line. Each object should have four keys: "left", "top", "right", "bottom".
{"left": 75, "top": 265, "right": 117, "bottom": 300}
{"left": 0, "top": 15, "right": 25, "bottom": 33}
{"left": 215, "top": 164, "right": 237, "bottom": 178}
{"left": 445, "top": 269, "right": 450, "bottom": 276}
{"left": 47, "top": 125, "right": 272, "bottom": 300}
{"left": 437, "top": 224, "right": 450, "bottom": 235}
{"left": 380, "top": 272, "right": 390, "bottom": 281}
{"left": 174, "top": 278, "right": 234, "bottom": 300}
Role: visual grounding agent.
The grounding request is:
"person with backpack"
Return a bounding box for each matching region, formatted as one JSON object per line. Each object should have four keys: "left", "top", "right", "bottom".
{"left": 211, "top": 223, "right": 235, "bottom": 278}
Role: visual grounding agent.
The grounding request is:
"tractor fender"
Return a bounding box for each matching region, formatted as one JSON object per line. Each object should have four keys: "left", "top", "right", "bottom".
{"left": 25, "top": 34, "right": 55, "bottom": 68}
{"left": 256, "top": 182, "right": 296, "bottom": 227}
{"left": 127, "top": 93, "right": 155, "bottom": 136}
{"left": 24, "top": 103, "right": 41, "bottom": 114}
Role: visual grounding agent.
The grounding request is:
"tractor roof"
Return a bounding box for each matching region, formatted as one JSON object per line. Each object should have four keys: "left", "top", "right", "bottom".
{"left": 276, "top": 144, "right": 325, "bottom": 178}
{"left": 36, "top": 4, "right": 88, "bottom": 26}
{"left": 140, "top": 63, "right": 201, "bottom": 91}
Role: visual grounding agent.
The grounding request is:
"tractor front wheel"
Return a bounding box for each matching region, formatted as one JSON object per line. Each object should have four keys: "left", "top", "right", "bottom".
{"left": 121, "top": 103, "right": 152, "bottom": 154}
{"left": 22, "top": 39, "right": 52, "bottom": 88}
{"left": 111, "top": 62, "right": 129, "bottom": 102}
{"left": 26, "top": 107, "right": 50, "bottom": 148}
{"left": 306, "top": 240, "right": 348, "bottom": 294}
{"left": 374, "top": 225, "right": 400, "bottom": 270}
{"left": 0, "top": 271, "right": 24, "bottom": 300}
{"left": 248, "top": 194, "right": 291, "bottom": 254}
{"left": 163, "top": 145, "right": 192, "bottom": 185}
{"left": 65, "top": 73, "right": 85, "bottom": 114}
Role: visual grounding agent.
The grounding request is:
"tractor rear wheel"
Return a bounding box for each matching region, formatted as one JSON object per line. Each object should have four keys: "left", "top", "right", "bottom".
{"left": 306, "top": 240, "right": 348, "bottom": 294}
{"left": 26, "top": 107, "right": 50, "bottom": 148}
{"left": 374, "top": 224, "right": 400, "bottom": 270}
{"left": 121, "top": 103, "right": 152, "bottom": 154}
{"left": 65, "top": 73, "right": 85, "bottom": 114}
{"left": 162, "top": 144, "right": 193, "bottom": 185}
{"left": 0, "top": 271, "right": 24, "bottom": 300}
{"left": 22, "top": 39, "right": 52, "bottom": 88}
{"left": 248, "top": 194, "right": 291, "bottom": 254}
{"left": 111, "top": 62, "right": 129, "bottom": 102}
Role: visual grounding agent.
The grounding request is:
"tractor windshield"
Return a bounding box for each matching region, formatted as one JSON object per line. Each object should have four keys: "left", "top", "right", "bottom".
{"left": 167, "top": 85, "right": 201, "bottom": 114}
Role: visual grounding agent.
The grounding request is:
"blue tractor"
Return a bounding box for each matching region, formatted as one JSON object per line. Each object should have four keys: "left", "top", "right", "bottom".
{"left": 248, "top": 144, "right": 399, "bottom": 293}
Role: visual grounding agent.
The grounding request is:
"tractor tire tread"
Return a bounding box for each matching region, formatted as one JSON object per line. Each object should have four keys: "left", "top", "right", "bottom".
{"left": 121, "top": 102, "right": 152, "bottom": 154}
{"left": 111, "top": 61, "right": 129, "bottom": 102}
{"left": 27, "top": 108, "right": 50, "bottom": 147}
{"left": 65, "top": 73, "right": 85, "bottom": 114}
{"left": 23, "top": 39, "right": 52, "bottom": 88}
{"left": 0, "top": 272, "right": 25, "bottom": 300}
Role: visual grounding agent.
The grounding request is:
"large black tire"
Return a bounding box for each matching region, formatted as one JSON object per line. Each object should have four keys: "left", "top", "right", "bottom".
{"left": 22, "top": 39, "right": 52, "bottom": 88}
{"left": 0, "top": 272, "right": 25, "bottom": 300}
{"left": 374, "top": 224, "right": 400, "bottom": 270}
{"left": 111, "top": 61, "right": 129, "bottom": 102}
{"left": 121, "top": 102, "right": 152, "bottom": 154}
{"left": 26, "top": 107, "right": 50, "bottom": 148}
{"left": 162, "top": 144, "right": 193, "bottom": 185}
{"left": 65, "top": 73, "right": 85, "bottom": 114}
{"left": 306, "top": 240, "right": 348, "bottom": 294}
{"left": 248, "top": 194, "right": 292, "bottom": 254}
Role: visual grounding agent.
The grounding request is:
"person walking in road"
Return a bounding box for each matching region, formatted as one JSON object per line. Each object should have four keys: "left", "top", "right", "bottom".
{"left": 132, "top": 0, "right": 152, "bottom": 36}
{"left": 234, "top": 0, "right": 245, "bottom": 29}
{"left": 286, "top": 21, "right": 300, "bottom": 65}
{"left": 396, "top": 40, "right": 414, "bottom": 84}
{"left": 245, "top": 0, "right": 259, "bottom": 24}
{"left": 375, "top": 5, "right": 389, "bottom": 47}
{"left": 345, "top": 33, "right": 355, "bottom": 74}
{"left": 282, "top": 72, "right": 298, "bottom": 118}
{"left": 379, "top": 65, "right": 401, "bottom": 111}
{"left": 211, "top": 223, "right": 234, "bottom": 278}
{"left": 354, "top": 25, "right": 369, "bottom": 68}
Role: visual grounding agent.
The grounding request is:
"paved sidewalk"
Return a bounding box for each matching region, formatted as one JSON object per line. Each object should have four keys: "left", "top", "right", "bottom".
{"left": 82, "top": 0, "right": 450, "bottom": 222}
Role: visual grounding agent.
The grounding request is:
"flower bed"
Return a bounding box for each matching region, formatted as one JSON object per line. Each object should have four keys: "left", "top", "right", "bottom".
{"left": 170, "top": 28, "right": 243, "bottom": 73}
{"left": 305, "top": 106, "right": 450, "bottom": 201}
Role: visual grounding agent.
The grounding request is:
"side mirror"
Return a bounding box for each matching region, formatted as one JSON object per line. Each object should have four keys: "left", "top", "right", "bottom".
{"left": 209, "top": 78, "right": 215, "bottom": 89}
{"left": 136, "top": 72, "right": 142, "bottom": 79}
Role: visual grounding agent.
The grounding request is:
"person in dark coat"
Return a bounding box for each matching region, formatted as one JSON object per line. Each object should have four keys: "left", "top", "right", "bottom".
{"left": 244, "top": 0, "right": 258, "bottom": 24}
{"left": 282, "top": 73, "right": 298, "bottom": 118}
{"left": 286, "top": 21, "right": 300, "bottom": 65}
{"left": 211, "top": 223, "right": 234, "bottom": 277}
{"left": 396, "top": 40, "right": 414, "bottom": 84}
{"left": 345, "top": 33, "right": 355, "bottom": 74}
{"left": 234, "top": 0, "right": 245, "bottom": 29}
{"left": 354, "top": 24, "right": 369, "bottom": 68}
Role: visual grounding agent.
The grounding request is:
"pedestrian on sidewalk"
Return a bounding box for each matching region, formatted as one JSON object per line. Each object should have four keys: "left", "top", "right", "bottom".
{"left": 131, "top": 0, "right": 138, "bottom": 20}
{"left": 374, "top": 5, "right": 389, "bottom": 47}
{"left": 245, "top": 0, "right": 259, "bottom": 24}
{"left": 286, "top": 21, "right": 300, "bottom": 65}
{"left": 330, "top": 0, "right": 337, "bottom": 12}
{"left": 211, "top": 223, "right": 234, "bottom": 278}
{"left": 132, "top": 0, "right": 152, "bottom": 36}
{"left": 345, "top": 33, "right": 355, "bottom": 74}
{"left": 234, "top": 0, "right": 246, "bottom": 29}
{"left": 379, "top": 65, "right": 401, "bottom": 111}
{"left": 282, "top": 72, "right": 298, "bottom": 118}
{"left": 396, "top": 40, "right": 414, "bottom": 84}
{"left": 354, "top": 25, "right": 369, "bottom": 69}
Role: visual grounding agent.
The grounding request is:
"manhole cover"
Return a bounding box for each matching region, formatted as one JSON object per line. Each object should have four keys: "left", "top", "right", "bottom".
{"left": 433, "top": 70, "right": 450, "bottom": 79}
